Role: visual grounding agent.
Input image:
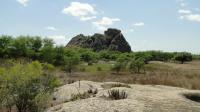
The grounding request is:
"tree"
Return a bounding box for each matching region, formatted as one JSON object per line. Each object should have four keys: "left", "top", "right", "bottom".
{"left": 31, "top": 37, "right": 42, "bottom": 52}
{"left": 63, "top": 54, "right": 80, "bottom": 74}
{"left": 40, "top": 46, "right": 55, "bottom": 64}
{"left": 111, "top": 62, "right": 124, "bottom": 74}
{"left": 81, "top": 51, "right": 97, "bottom": 65}
{"left": 7, "top": 36, "right": 32, "bottom": 58}
{"left": 53, "top": 46, "right": 67, "bottom": 66}
{"left": 0, "top": 35, "right": 13, "bottom": 58}
{"left": 173, "top": 52, "right": 192, "bottom": 64}
{"left": 111, "top": 54, "right": 129, "bottom": 74}
{"left": 43, "top": 38, "right": 54, "bottom": 47}
{"left": 0, "top": 61, "right": 60, "bottom": 112}
{"left": 134, "top": 52, "right": 152, "bottom": 64}
{"left": 129, "top": 57, "right": 145, "bottom": 73}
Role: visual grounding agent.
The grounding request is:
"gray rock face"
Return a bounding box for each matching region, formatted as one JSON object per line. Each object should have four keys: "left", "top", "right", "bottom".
{"left": 66, "top": 28, "right": 131, "bottom": 52}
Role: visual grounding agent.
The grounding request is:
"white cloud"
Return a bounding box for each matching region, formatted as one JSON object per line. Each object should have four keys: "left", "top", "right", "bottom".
{"left": 181, "top": 14, "right": 200, "bottom": 22}
{"left": 62, "top": 2, "right": 96, "bottom": 21}
{"left": 178, "top": 8, "right": 200, "bottom": 22}
{"left": 130, "top": 29, "right": 135, "bottom": 32}
{"left": 17, "top": 0, "right": 29, "bottom": 7}
{"left": 133, "top": 22, "right": 145, "bottom": 26}
{"left": 178, "top": 9, "right": 191, "bottom": 14}
{"left": 92, "top": 17, "right": 120, "bottom": 30}
{"left": 80, "top": 16, "right": 96, "bottom": 21}
{"left": 45, "top": 26, "right": 58, "bottom": 31}
{"left": 180, "top": 3, "right": 187, "bottom": 7}
{"left": 48, "top": 35, "right": 68, "bottom": 46}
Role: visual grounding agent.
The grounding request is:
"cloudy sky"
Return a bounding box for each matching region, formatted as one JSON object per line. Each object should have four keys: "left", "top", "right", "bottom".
{"left": 0, "top": 0, "right": 200, "bottom": 53}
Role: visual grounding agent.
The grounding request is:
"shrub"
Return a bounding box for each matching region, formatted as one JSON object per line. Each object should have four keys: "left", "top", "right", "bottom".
{"left": 129, "top": 58, "right": 145, "bottom": 73}
{"left": 0, "top": 61, "right": 60, "bottom": 112}
{"left": 97, "top": 66, "right": 102, "bottom": 71}
{"left": 79, "top": 67, "right": 86, "bottom": 72}
{"left": 87, "top": 88, "right": 98, "bottom": 95}
{"left": 108, "top": 89, "right": 128, "bottom": 100}
{"left": 111, "top": 62, "right": 124, "bottom": 74}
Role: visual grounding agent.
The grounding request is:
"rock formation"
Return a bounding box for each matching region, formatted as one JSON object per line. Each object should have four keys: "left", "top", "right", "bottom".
{"left": 66, "top": 28, "right": 131, "bottom": 52}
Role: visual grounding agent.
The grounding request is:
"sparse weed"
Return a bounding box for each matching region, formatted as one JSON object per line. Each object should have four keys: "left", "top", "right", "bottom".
{"left": 108, "top": 89, "right": 128, "bottom": 100}
{"left": 70, "top": 92, "right": 90, "bottom": 101}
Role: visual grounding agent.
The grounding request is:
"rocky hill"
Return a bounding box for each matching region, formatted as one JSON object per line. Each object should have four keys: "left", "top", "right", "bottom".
{"left": 66, "top": 28, "right": 131, "bottom": 52}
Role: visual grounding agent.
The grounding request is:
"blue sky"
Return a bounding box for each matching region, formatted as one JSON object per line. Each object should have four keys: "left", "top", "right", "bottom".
{"left": 0, "top": 0, "right": 200, "bottom": 53}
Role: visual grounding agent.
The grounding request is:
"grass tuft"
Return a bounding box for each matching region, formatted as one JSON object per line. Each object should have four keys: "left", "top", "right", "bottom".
{"left": 108, "top": 89, "right": 128, "bottom": 100}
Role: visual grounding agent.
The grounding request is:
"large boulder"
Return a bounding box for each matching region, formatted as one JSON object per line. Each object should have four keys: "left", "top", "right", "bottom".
{"left": 66, "top": 28, "right": 131, "bottom": 52}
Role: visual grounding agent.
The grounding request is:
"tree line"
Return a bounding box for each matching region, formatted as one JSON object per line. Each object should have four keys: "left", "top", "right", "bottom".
{"left": 0, "top": 35, "right": 196, "bottom": 64}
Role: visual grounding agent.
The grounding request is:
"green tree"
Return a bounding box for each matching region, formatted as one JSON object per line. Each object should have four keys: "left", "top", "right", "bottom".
{"left": 53, "top": 46, "right": 67, "bottom": 65}
{"left": 173, "top": 52, "right": 192, "bottom": 64}
{"left": 63, "top": 53, "right": 80, "bottom": 74}
{"left": 0, "top": 35, "right": 13, "bottom": 58}
{"left": 43, "top": 38, "right": 54, "bottom": 47}
{"left": 111, "top": 62, "right": 124, "bottom": 74}
{"left": 0, "top": 61, "right": 59, "bottom": 112}
{"left": 81, "top": 51, "right": 97, "bottom": 65}
{"left": 129, "top": 57, "right": 145, "bottom": 73}
{"left": 111, "top": 54, "right": 129, "bottom": 74}
{"left": 8, "top": 36, "right": 31, "bottom": 58}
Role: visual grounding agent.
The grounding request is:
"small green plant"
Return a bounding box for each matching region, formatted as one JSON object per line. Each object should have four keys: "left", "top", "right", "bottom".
{"left": 108, "top": 89, "right": 128, "bottom": 100}
{"left": 97, "top": 66, "right": 102, "bottom": 71}
{"left": 80, "top": 67, "right": 86, "bottom": 72}
{"left": 70, "top": 92, "right": 90, "bottom": 101}
{"left": 111, "top": 83, "right": 131, "bottom": 88}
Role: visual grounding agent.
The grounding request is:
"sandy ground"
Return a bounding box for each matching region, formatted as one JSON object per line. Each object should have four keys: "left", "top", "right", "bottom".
{"left": 47, "top": 81, "right": 200, "bottom": 112}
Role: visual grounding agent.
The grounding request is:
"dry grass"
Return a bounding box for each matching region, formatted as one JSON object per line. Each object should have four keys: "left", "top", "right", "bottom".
{"left": 58, "top": 61, "right": 200, "bottom": 90}
{"left": 101, "top": 83, "right": 131, "bottom": 89}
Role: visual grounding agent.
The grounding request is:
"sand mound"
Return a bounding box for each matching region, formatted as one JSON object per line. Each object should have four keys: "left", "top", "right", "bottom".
{"left": 47, "top": 81, "right": 200, "bottom": 112}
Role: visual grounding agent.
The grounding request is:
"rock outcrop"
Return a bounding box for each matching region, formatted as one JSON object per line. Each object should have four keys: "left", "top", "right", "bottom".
{"left": 47, "top": 81, "right": 200, "bottom": 112}
{"left": 66, "top": 28, "right": 131, "bottom": 52}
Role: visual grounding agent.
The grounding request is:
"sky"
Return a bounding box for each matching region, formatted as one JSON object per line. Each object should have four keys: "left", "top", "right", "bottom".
{"left": 0, "top": 0, "right": 200, "bottom": 54}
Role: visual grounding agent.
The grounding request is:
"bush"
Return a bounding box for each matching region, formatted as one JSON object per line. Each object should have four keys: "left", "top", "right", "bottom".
{"left": 129, "top": 58, "right": 145, "bottom": 73}
{"left": 173, "top": 52, "right": 192, "bottom": 64}
{"left": 108, "top": 89, "right": 128, "bottom": 100}
{"left": 111, "top": 62, "right": 124, "bottom": 74}
{"left": 80, "top": 51, "right": 97, "bottom": 64}
{"left": 97, "top": 66, "right": 102, "bottom": 71}
{"left": 0, "top": 61, "right": 60, "bottom": 112}
{"left": 87, "top": 88, "right": 98, "bottom": 95}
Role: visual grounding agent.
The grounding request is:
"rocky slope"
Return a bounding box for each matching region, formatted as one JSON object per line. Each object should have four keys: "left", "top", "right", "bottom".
{"left": 47, "top": 81, "right": 200, "bottom": 112}
{"left": 66, "top": 28, "right": 131, "bottom": 52}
